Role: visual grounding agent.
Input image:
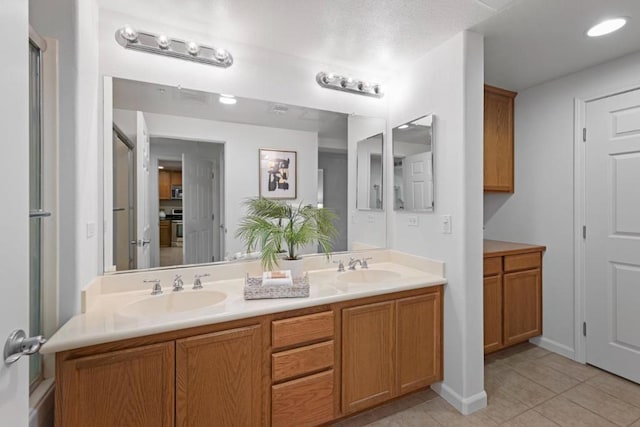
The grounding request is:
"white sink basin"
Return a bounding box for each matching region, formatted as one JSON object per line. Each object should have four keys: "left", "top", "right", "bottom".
{"left": 118, "top": 290, "right": 227, "bottom": 318}
{"left": 337, "top": 269, "right": 402, "bottom": 284}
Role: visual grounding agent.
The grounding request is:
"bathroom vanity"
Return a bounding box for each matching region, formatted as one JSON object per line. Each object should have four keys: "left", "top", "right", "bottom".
{"left": 43, "top": 250, "right": 445, "bottom": 426}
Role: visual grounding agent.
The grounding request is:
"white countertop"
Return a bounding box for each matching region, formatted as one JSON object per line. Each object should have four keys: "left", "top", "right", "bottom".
{"left": 42, "top": 251, "right": 446, "bottom": 354}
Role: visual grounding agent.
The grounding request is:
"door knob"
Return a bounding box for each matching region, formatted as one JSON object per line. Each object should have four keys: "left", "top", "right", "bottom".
{"left": 4, "top": 329, "right": 47, "bottom": 365}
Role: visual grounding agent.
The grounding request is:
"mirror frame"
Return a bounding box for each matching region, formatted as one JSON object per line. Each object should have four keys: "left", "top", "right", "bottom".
{"left": 392, "top": 114, "right": 435, "bottom": 213}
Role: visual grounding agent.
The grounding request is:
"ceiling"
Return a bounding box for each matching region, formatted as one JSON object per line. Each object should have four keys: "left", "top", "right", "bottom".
{"left": 113, "top": 78, "right": 348, "bottom": 140}
{"left": 102, "top": 0, "right": 640, "bottom": 94}
{"left": 474, "top": 0, "right": 640, "bottom": 90}
{"left": 99, "top": 0, "right": 514, "bottom": 74}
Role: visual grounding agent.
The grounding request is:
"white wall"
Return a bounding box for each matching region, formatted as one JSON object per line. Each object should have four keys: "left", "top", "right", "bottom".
{"left": 388, "top": 31, "right": 486, "bottom": 414}
{"left": 140, "top": 112, "right": 318, "bottom": 257}
{"left": 484, "top": 50, "right": 640, "bottom": 358}
{"left": 30, "top": 0, "right": 100, "bottom": 323}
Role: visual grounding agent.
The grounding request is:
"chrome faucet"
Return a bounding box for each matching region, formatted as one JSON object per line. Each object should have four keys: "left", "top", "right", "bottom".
{"left": 144, "top": 279, "right": 162, "bottom": 295}
{"left": 348, "top": 258, "right": 362, "bottom": 270}
{"left": 173, "top": 274, "right": 184, "bottom": 292}
{"left": 193, "top": 273, "right": 210, "bottom": 290}
{"left": 348, "top": 257, "right": 373, "bottom": 270}
{"left": 333, "top": 259, "right": 345, "bottom": 272}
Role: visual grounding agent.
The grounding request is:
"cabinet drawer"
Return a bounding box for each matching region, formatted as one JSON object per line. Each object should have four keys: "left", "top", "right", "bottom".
{"left": 504, "top": 252, "right": 541, "bottom": 272}
{"left": 272, "top": 311, "right": 334, "bottom": 349}
{"left": 272, "top": 370, "right": 334, "bottom": 427}
{"left": 272, "top": 341, "right": 333, "bottom": 383}
{"left": 484, "top": 257, "right": 502, "bottom": 276}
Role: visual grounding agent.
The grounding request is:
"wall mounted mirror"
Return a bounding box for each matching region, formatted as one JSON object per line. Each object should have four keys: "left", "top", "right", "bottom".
{"left": 356, "top": 133, "right": 384, "bottom": 210}
{"left": 392, "top": 114, "right": 434, "bottom": 212}
{"left": 103, "top": 77, "right": 386, "bottom": 273}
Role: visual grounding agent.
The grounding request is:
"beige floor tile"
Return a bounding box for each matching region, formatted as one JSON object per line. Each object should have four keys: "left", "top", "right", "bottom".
{"left": 484, "top": 367, "right": 555, "bottom": 408}
{"left": 586, "top": 372, "right": 640, "bottom": 409}
{"left": 536, "top": 353, "right": 599, "bottom": 382}
{"left": 510, "top": 359, "right": 581, "bottom": 394}
{"left": 562, "top": 383, "right": 640, "bottom": 426}
{"left": 501, "top": 345, "right": 551, "bottom": 366}
{"left": 420, "top": 397, "right": 498, "bottom": 427}
{"left": 501, "top": 410, "right": 560, "bottom": 427}
{"left": 534, "top": 395, "right": 617, "bottom": 427}
{"left": 483, "top": 388, "right": 530, "bottom": 424}
{"left": 632, "top": 419, "right": 640, "bottom": 427}
{"left": 366, "top": 405, "right": 442, "bottom": 427}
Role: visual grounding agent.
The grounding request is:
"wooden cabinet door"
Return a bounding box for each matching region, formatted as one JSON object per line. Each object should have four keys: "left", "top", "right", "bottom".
{"left": 484, "top": 85, "right": 516, "bottom": 193}
{"left": 57, "top": 342, "right": 175, "bottom": 427}
{"left": 176, "top": 325, "right": 263, "bottom": 427}
{"left": 483, "top": 275, "right": 503, "bottom": 353}
{"left": 503, "top": 269, "right": 542, "bottom": 346}
{"left": 159, "top": 170, "right": 171, "bottom": 200}
{"left": 342, "top": 301, "right": 395, "bottom": 414}
{"left": 171, "top": 170, "right": 182, "bottom": 186}
{"left": 396, "top": 293, "right": 442, "bottom": 395}
{"left": 159, "top": 220, "right": 171, "bottom": 247}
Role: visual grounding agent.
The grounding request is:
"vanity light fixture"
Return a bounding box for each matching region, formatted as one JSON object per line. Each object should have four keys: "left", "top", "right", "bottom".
{"left": 115, "top": 27, "right": 233, "bottom": 68}
{"left": 219, "top": 94, "right": 237, "bottom": 105}
{"left": 316, "top": 72, "right": 384, "bottom": 98}
{"left": 587, "top": 17, "right": 628, "bottom": 37}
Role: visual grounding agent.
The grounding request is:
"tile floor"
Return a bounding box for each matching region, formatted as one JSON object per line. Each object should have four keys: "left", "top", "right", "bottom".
{"left": 333, "top": 343, "right": 640, "bottom": 426}
{"left": 159, "top": 246, "right": 183, "bottom": 267}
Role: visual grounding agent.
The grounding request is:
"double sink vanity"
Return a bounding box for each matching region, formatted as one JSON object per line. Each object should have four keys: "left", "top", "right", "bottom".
{"left": 43, "top": 250, "right": 446, "bottom": 426}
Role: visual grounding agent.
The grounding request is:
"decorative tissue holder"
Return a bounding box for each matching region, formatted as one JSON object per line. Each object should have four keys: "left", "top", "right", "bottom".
{"left": 244, "top": 273, "right": 310, "bottom": 300}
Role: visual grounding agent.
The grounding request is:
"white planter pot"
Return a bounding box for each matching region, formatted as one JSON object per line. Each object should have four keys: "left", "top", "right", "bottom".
{"left": 277, "top": 258, "right": 304, "bottom": 279}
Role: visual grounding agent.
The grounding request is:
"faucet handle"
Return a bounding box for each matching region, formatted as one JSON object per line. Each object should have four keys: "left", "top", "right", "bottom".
{"left": 173, "top": 274, "right": 184, "bottom": 291}
{"left": 333, "top": 259, "right": 345, "bottom": 272}
{"left": 144, "top": 279, "right": 162, "bottom": 295}
{"left": 361, "top": 257, "right": 373, "bottom": 269}
{"left": 193, "top": 273, "right": 210, "bottom": 289}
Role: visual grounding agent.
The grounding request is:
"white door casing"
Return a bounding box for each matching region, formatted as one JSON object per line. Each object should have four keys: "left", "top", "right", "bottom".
{"left": 0, "top": 1, "right": 30, "bottom": 424}
{"left": 585, "top": 88, "right": 640, "bottom": 383}
{"left": 183, "top": 154, "right": 214, "bottom": 264}
{"left": 136, "top": 111, "right": 151, "bottom": 269}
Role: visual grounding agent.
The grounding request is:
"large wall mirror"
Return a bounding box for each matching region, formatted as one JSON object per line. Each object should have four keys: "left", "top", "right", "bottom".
{"left": 356, "top": 133, "right": 384, "bottom": 210}
{"left": 103, "top": 77, "right": 386, "bottom": 272}
{"left": 392, "top": 114, "right": 434, "bottom": 212}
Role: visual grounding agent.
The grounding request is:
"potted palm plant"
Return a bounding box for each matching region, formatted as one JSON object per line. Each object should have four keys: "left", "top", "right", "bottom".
{"left": 235, "top": 197, "right": 338, "bottom": 278}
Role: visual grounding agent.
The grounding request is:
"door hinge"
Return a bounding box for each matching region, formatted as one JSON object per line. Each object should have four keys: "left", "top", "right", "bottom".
{"left": 582, "top": 225, "right": 587, "bottom": 239}
{"left": 212, "top": 213, "right": 215, "bottom": 220}
{"left": 583, "top": 128, "right": 587, "bottom": 142}
{"left": 211, "top": 171, "right": 215, "bottom": 180}
{"left": 583, "top": 321, "right": 587, "bottom": 337}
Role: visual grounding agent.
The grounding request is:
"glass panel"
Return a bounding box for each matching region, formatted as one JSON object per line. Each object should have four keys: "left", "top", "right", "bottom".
{"left": 29, "top": 40, "right": 43, "bottom": 388}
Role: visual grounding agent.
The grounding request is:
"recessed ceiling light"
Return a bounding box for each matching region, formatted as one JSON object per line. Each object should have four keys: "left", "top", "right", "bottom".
{"left": 219, "top": 94, "right": 237, "bottom": 105}
{"left": 398, "top": 124, "right": 409, "bottom": 129}
{"left": 158, "top": 165, "right": 165, "bottom": 169}
{"left": 587, "top": 17, "right": 627, "bottom": 37}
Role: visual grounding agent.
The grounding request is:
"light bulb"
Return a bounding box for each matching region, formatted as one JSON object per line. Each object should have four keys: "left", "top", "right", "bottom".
{"left": 587, "top": 17, "right": 627, "bottom": 37}
{"left": 398, "top": 124, "right": 409, "bottom": 130}
{"left": 157, "top": 35, "right": 170, "bottom": 49}
{"left": 187, "top": 41, "right": 200, "bottom": 56}
{"left": 121, "top": 26, "right": 138, "bottom": 42}
{"left": 214, "top": 48, "right": 228, "bottom": 61}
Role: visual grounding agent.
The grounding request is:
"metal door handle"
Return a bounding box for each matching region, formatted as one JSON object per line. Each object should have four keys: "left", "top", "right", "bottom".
{"left": 4, "top": 329, "right": 47, "bottom": 365}
{"left": 131, "top": 239, "right": 151, "bottom": 247}
{"left": 29, "top": 210, "right": 51, "bottom": 218}
{"left": 112, "top": 207, "right": 126, "bottom": 212}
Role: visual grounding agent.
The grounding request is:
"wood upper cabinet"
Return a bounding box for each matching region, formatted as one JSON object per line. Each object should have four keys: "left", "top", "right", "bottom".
{"left": 159, "top": 170, "right": 171, "bottom": 200}
{"left": 342, "top": 301, "right": 395, "bottom": 414}
{"left": 171, "top": 170, "right": 182, "bottom": 186}
{"left": 176, "top": 325, "right": 262, "bottom": 427}
{"left": 56, "top": 342, "right": 175, "bottom": 427}
{"left": 484, "top": 84, "right": 517, "bottom": 193}
{"left": 396, "top": 294, "right": 443, "bottom": 395}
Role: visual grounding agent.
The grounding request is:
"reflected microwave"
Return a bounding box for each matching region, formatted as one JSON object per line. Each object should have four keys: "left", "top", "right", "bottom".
{"left": 171, "top": 185, "right": 182, "bottom": 200}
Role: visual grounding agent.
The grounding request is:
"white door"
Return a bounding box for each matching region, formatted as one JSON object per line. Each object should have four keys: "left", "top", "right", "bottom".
{"left": 135, "top": 111, "right": 151, "bottom": 268}
{"left": 402, "top": 151, "right": 433, "bottom": 210}
{"left": 183, "top": 154, "right": 214, "bottom": 264}
{"left": 585, "top": 88, "right": 640, "bottom": 383}
{"left": 0, "top": 2, "right": 30, "bottom": 423}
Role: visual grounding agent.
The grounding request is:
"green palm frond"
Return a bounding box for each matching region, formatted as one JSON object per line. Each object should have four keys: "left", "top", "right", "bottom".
{"left": 235, "top": 197, "right": 339, "bottom": 270}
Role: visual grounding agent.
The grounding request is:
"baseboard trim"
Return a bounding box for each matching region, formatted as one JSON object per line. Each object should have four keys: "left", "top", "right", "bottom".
{"left": 530, "top": 336, "right": 575, "bottom": 360}
{"left": 431, "top": 382, "right": 487, "bottom": 415}
{"left": 29, "top": 379, "right": 55, "bottom": 427}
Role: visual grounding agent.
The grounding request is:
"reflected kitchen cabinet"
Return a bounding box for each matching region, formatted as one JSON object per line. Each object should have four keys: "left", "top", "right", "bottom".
{"left": 159, "top": 169, "right": 171, "bottom": 200}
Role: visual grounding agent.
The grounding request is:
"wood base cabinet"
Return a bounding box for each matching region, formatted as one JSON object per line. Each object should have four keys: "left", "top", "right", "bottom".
{"left": 342, "top": 290, "right": 443, "bottom": 415}
{"left": 483, "top": 244, "right": 544, "bottom": 354}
